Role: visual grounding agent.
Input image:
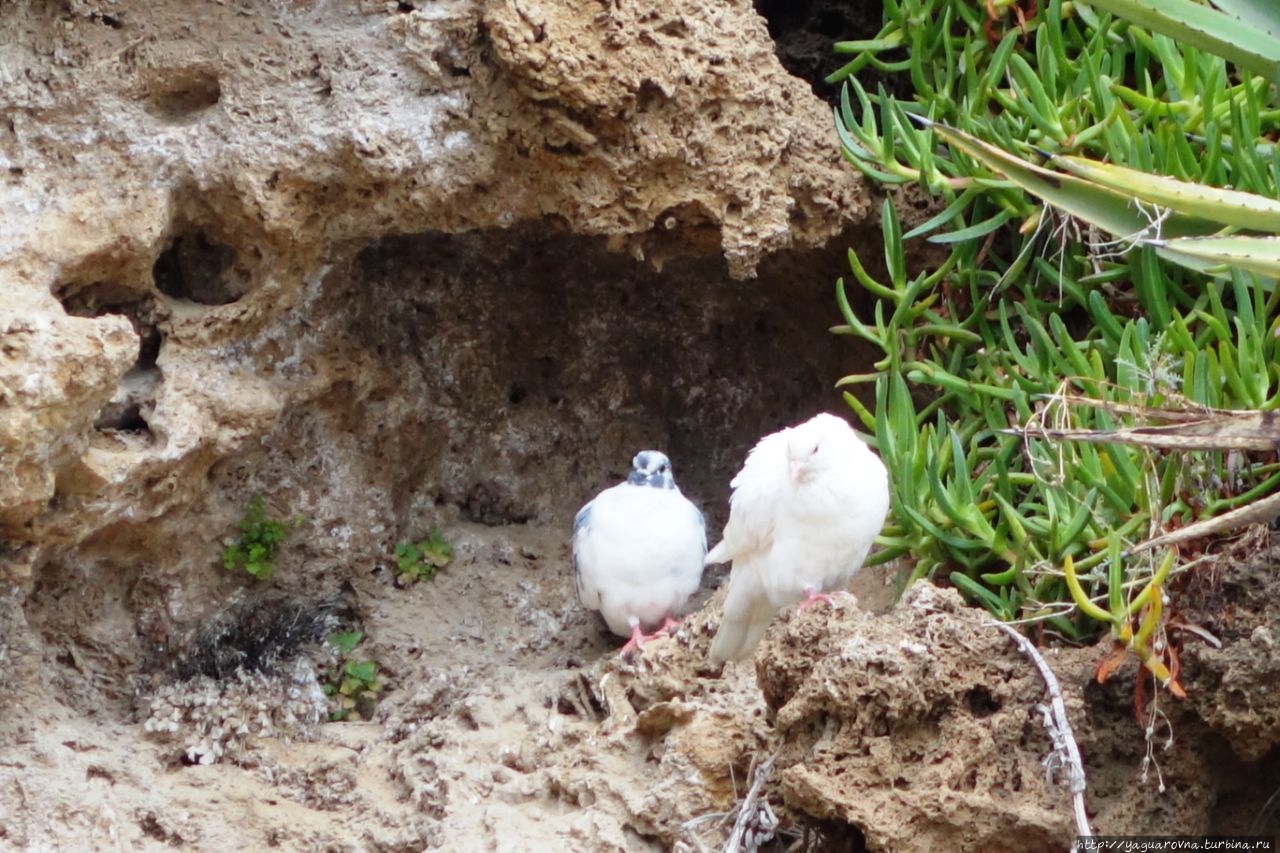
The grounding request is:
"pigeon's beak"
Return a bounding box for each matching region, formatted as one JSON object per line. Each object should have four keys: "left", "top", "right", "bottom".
{"left": 789, "top": 458, "right": 804, "bottom": 484}
{"left": 628, "top": 469, "right": 663, "bottom": 488}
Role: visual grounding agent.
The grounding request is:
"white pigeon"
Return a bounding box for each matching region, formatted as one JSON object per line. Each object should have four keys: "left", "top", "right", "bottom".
{"left": 707, "top": 413, "right": 890, "bottom": 663}
{"left": 572, "top": 450, "right": 707, "bottom": 656}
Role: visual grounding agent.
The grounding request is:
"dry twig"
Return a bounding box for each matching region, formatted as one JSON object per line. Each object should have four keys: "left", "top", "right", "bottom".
{"left": 1127, "top": 490, "right": 1280, "bottom": 555}
{"left": 992, "top": 621, "right": 1092, "bottom": 842}
{"left": 724, "top": 753, "right": 779, "bottom": 853}
{"left": 676, "top": 752, "right": 780, "bottom": 853}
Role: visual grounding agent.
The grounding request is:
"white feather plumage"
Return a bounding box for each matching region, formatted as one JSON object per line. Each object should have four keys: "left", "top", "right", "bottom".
{"left": 708, "top": 413, "right": 890, "bottom": 663}
{"left": 572, "top": 452, "right": 706, "bottom": 651}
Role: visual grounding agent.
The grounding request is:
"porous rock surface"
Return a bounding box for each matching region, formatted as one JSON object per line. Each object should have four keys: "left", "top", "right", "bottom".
{"left": 756, "top": 583, "right": 1076, "bottom": 851}
{"left": 0, "top": 0, "right": 876, "bottom": 848}
{"left": 3, "top": 0, "right": 1279, "bottom": 850}
{"left": 1177, "top": 539, "right": 1280, "bottom": 762}
{"left": 747, "top": 578, "right": 1280, "bottom": 851}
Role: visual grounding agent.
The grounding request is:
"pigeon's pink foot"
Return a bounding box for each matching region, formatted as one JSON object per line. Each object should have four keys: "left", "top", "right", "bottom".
{"left": 654, "top": 616, "right": 681, "bottom": 637}
{"left": 620, "top": 617, "right": 682, "bottom": 658}
{"left": 619, "top": 622, "right": 656, "bottom": 658}
{"left": 797, "top": 589, "right": 836, "bottom": 613}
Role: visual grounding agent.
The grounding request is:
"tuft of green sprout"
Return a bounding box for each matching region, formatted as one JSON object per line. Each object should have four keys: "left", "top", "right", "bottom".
{"left": 324, "top": 631, "right": 383, "bottom": 722}
{"left": 393, "top": 527, "right": 453, "bottom": 585}
{"left": 222, "top": 496, "right": 293, "bottom": 581}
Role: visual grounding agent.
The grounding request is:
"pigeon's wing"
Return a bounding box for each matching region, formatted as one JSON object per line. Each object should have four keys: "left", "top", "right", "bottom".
{"left": 692, "top": 500, "right": 708, "bottom": 555}
{"left": 706, "top": 428, "right": 789, "bottom": 564}
{"left": 707, "top": 428, "right": 793, "bottom": 660}
{"left": 571, "top": 502, "right": 601, "bottom": 610}
{"left": 709, "top": 555, "right": 776, "bottom": 662}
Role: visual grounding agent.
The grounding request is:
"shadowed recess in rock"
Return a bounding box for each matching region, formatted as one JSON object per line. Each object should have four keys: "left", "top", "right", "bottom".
{"left": 141, "top": 67, "right": 222, "bottom": 123}
{"left": 316, "top": 222, "right": 880, "bottom": 530}
{"left": 152, "top": 229, "right": 246, "bottom": 305}
{"left": 52, "top": 285, "right": 165, "bottom": 436}
{"left": 753, "top": 0, "right": 912, "bottom": 104}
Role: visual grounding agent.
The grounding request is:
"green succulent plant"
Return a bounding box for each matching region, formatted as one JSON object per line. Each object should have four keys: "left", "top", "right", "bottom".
{"left": 325, "top": 631, "right": 383, "bottom": 722}
{"left": 831, "top": 0, "right": 1280, "bottom": 694}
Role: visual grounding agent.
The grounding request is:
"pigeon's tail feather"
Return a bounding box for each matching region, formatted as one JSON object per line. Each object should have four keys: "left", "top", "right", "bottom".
{"left": 709, "top": 604, "right": 772, "bottom": 663}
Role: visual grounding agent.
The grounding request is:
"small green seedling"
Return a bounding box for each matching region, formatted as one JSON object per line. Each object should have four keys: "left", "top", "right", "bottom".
{"left": 222, "top": 496, "right": 292, "bottom": 580}
{"left": 393, "top": 526, "right": 453, "bottom": 584}
{"left": 325, "top": 631, "right": 383, "bottom": 722}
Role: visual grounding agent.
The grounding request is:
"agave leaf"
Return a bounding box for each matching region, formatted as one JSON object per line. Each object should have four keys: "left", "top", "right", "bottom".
{"left": 1150, "top": 235, "right": 1280, "bottom": 278}
{"left": 1050, "top": 153, "right": 1280, "bottom": 231}
{"left": 1207, "top": 0, "right": 1280, "bottom": 36}
{"left": 1012, "top": 409, "right": 1280, "bottom": 451}
{"left": 1078, "top": 0, "right": 1280, "bottom": 81}
{"left": 918, "top": 118, "right": 1214, "bottom": 241}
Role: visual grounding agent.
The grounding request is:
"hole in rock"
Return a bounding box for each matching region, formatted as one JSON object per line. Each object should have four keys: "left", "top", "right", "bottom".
{"left": 52, "top": 286, "right": 165, "bottom": 436}
{"left": 141, "top": 68, "right": 222, "bottom": 122}
{"left": 55, "top": 280, "right": 146, "bottom": 316}
{"left": 93, "top": 402, "right": 149, "bottom": 433}
{"left": 753, "top": 0, "right": 909, "bottom": 104}
{"left": 92, "top": 352, "right": 160, "bottom": 436}
{"left": 1204, "top": 737, "right": 1280, "bottom": 835}
{"left": 794, "top": 817, "right": 868, "bottom": 852}
{"left": 966, "top": 685, "right": 1001, "bottom": 718}
{"left": 153, "top": 230, "right": 246, "bottom": 305}
{"left": 136, "top": 325, "right": 163, "bottom": 370}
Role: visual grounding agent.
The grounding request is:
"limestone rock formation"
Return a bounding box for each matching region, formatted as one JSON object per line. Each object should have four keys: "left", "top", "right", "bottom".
{"left": 4, "top": 1, "right": 1276, "bottom": 849}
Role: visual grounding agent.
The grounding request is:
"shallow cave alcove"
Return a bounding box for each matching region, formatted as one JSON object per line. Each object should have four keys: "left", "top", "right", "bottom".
{"left": 313, "top": 221, "right": 884, "bottom": 533}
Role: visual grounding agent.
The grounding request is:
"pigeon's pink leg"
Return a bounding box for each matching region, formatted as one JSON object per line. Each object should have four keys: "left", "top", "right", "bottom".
{"left": 620, "top": 616, "right": 682, "bottom": 657}
{"left": 619, "top": 622, "right": 648, "bottom": 658}
{"left": 653, "top": 615, "right": 681, "bottom": 636}
{"left": 797, "top": 587, "right": 837, "bottom": 613}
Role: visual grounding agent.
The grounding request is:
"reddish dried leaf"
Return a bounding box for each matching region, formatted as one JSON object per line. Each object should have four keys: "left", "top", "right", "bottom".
{"left": 1095, "top": 643, "right": 1128, "bottom": 684}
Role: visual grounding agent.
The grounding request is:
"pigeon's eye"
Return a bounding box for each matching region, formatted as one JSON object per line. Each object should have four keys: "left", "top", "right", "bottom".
{"left": 810, "top": 444, "right": 820, "bottom": 456}
{"left": 659, "top": 463, "right": 670, "bottom": 473}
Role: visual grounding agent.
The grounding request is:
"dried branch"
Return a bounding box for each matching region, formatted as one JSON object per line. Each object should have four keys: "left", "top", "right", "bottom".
{"left": 723, "top": 752, "right": 779, "bottom": 853}
{"left": 1127, "top": 489, "right": 1280, "bottom": 555}
{"left": 1009, "top": 408, "right": 1280, "bottom": 452}
{"left": 676, "top": 752, "right": 781, "bottom": 853}
{"left": 992, "top": 621, "right": 1092, "bottom": 841}
{"left": 1025, "top": 394, "right": 1250, "bottom": 424}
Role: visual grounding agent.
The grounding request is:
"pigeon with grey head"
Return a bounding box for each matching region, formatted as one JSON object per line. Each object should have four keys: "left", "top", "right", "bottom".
{"left": 707, "top": 413, "right": 890, "bottom": 663}
{"left": 573, "top": 450, "right": 707, "bottom": 656}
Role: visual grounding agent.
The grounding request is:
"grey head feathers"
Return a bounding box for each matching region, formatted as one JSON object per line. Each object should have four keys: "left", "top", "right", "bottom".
{"left": 627, "top": 450, "right": 676, "bottom": 490}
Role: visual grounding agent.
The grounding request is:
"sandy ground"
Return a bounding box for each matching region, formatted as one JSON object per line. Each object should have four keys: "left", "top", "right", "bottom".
{"left": 8, "top": 517, "right": 1280, "bottom": 852}
{"left": 0, "top": 520, "right": 762, "bottom": 852}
